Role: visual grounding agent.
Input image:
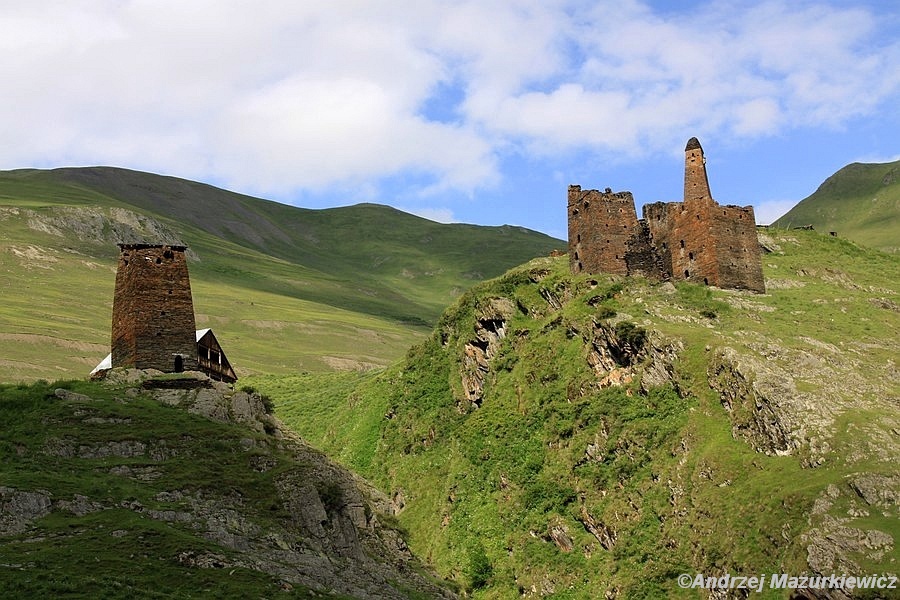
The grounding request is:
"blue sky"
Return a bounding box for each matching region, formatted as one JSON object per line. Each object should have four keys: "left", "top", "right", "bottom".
{"left": 2, "top": 1, "right": 899, "bottom": 240}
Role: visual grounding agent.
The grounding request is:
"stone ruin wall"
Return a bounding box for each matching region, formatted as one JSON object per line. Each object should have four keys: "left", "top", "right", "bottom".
{"left": 111, "top": 244, "right": 198, "bottom": 372}
{"left": 710, "top": 204, "right": 765, "bottom": 292}
{"left": 568, "top": 138, "right": 765, "bottom": 293}
{"left": 644, "top": 200, "right": 720, "bottom": 286}
{"left": 568, "top": 186, "right": 640, "bottom": 276}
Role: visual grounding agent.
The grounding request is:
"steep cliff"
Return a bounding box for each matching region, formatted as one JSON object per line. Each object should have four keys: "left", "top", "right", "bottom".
{"left": 257, "top": 228, "right": 898, "bottom": 598}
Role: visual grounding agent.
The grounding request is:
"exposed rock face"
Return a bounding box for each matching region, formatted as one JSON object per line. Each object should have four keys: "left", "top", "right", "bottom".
{"left": 459, "top": 297, "right": 515, "bottom": 410}
{"left": 801, "top": 477, "right": 898, "bottom": 598}
{"left": 707, "top": 347, "right": 802, "bottom": 457}
{"left": 25, "top": 205, "right": 189, "bottom": 251}
{"left": 585, "top": 319, "right": 682, "bottom": 393}
{"left": 0, "top": 488, "right": 53, "bottom": 536}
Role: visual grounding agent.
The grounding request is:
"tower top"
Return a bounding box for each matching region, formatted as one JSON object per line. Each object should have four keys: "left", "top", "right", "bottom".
{"left": 117, "top": 242, "right": 187, "bottom": 251}
{"left": 683, "top": 136, "right": 712, "bottom": 205}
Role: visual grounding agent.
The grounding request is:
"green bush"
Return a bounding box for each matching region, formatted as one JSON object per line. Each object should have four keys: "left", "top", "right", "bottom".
{"left": 466, "top": 543, "right": 493, "bottom": 590}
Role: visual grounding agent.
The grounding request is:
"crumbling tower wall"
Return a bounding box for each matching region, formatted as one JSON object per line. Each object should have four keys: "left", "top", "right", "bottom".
{"left": 111, "top": 244, "right": 198, "bottom": 372}
{"left": 684, "top": 136, "right": 712, "bottom": 205}
{"left": 710, "top": 204, "right": 765, "bottom": 292}
{"left": 568, "top": 186, "right": 657, "bottom": 277}
{"left": 568, "top": 137, "right": 765, "bottom": 293}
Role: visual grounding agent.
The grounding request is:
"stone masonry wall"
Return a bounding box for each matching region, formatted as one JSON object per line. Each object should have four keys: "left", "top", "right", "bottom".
{"left": 568, "top": 186, "right": 647, "bottom": 276}
{"left": 711, "top": 205, "right": 765, "bottom": 292}
{"left": 111, "top": 244, "right": 198, "bottom": 372}
{"left": 569, "top": 138, "right": 765, "bottom": 293}
{"left": 684, "top": 136, "right": 712, "bottom": 206}
{"left": 645, "top": 200, "right": 720, "bottom": 287}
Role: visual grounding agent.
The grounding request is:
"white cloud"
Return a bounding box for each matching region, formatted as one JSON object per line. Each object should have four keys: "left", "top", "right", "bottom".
{"left": 852, "top": 153, "right": 900, "bottom": 165}
{"left": 0, "top": 0, "right": 897, "bottom": 200}
{"left": 754, "top": 198, "right": 798, "bottom": 225}
{"left": 404, "top": 207, "right": 457, "bottom": 224}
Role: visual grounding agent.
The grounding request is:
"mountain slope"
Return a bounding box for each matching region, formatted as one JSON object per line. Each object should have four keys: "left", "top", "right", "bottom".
{"left": 0, "top": 167, "right": 562, "bottom": 382}
{"left": 773, "top": 160, "right": 900, "bottom": 254}
{"left": 0, "top": 371, "right": 456, "bottom": 598}
{"left": 253, "top": 228, "right": 900, "bottom": 597}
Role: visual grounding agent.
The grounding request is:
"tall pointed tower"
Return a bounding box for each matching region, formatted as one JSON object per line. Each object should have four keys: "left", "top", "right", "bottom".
{"left": 683, "top": 136, "right": 712, "bottom": 205}
{"left": 110, "top": 244, "right": 198, "bottom": 372}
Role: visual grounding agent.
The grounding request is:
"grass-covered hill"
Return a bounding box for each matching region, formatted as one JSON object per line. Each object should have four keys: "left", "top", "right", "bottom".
{"left": 0, "top": 167, "right": 562, "bottom": 382}
{"left": 0, "top": 371, "right": 456, "bottom": 599}
{"left": 250, "top": 229, "right": 899, "bottom": 598}
{"left": 773, "top": 159, "right": 900, "bottom": 254}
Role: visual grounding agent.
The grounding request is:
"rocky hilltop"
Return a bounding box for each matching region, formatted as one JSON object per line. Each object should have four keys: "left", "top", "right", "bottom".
{"left": 258, "top": 228, "right": 899, "bottom": 598}
{"left": 0, "top": 370, "right": 455, "bottom": 598}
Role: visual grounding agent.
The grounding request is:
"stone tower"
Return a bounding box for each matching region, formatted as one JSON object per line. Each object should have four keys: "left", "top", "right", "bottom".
{"left": 110, "top": 244, "right": 199, "bottom": 372}
{"left": 684, "top": 136, "right": 712, "bottom": 206}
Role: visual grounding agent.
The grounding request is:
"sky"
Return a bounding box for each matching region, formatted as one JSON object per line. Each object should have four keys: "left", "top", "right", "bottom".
{"left": 2, "top": 1, "right": 899, "bottom": 240}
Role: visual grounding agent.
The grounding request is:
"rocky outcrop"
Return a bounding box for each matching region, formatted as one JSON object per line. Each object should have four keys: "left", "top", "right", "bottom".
{"left": 459, "top": 297, "right": 515, "bottom": 410}
{"left": 3, "top": 372, "right": 455, "bottom": 599}
{"left": 26, "top": 206, "right": 192, "bottom": 254}
{"left": 707, "top": 347, "right": 803, "bottom": 457}
{"left": 585, "top": 319, "right": 682, "bottom": 394}
{"left": 801, "top": 477, "right": 898, "bottom": 598}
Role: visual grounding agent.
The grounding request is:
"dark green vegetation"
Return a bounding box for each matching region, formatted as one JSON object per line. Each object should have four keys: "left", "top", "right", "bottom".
{"left": 774, "top": 159, "right": 900, "bottom": 254}
{"left": 0, "top": 167, "right": 561, "bottom": 381}
{"left": 251, "top": 229, "right": 900, "bottom": 598}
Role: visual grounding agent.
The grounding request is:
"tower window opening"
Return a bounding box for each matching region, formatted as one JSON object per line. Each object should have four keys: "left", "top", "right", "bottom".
{"left": 688, "top": 252, "right": 694, "bottom": 260}
{"left": 680, "top": 240, "right": 685, "bottom": 248}
{"left": 703, "top": 278, "right": 709, "bottom": 285}
{"left": 684, "top": 270, "right": 690, "bottom": 278}
{"left": 155, "top": 258, "right": 162, "bottom": 264}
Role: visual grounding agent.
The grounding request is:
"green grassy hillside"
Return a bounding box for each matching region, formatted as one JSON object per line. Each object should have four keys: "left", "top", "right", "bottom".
{"left": 0, "top": 374, "right": 455, "bottom": 599}
{"left": 251, "top": 229, "right": 900, "bottom": 598}
{"left": 0, "top": 167, "right": 562, "bottom": 382}
{"left": 773, "top": 160, "right": 900, "bottom": 254}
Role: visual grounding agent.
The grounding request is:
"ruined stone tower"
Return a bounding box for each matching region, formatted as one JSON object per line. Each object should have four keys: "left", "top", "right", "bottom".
{"left": 568, "top": 138, "right": 765, "bottom": 293}
{"left": 683, "top": 136, "right": 712, "bottom": 205}
{"left": 110, "top": 244, "right": 199, "bottom": 372}
{"left": 567, "top": 187, "right": 660, "bottom": 279}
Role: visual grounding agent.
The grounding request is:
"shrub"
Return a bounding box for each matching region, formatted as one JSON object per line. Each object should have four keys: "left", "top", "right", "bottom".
{"left": 466, "top": 543, "right": 493, "bottom": 590}
{"left": 615, "top": 321, "right": 647, "bottom": 349}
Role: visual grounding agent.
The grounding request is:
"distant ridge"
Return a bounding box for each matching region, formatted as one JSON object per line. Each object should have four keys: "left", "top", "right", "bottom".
{"left": 0, "top": 166, "right": 562, "bottom": 381}
{"left": 773, "top": 159, "right": 900, "bottom": 253}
